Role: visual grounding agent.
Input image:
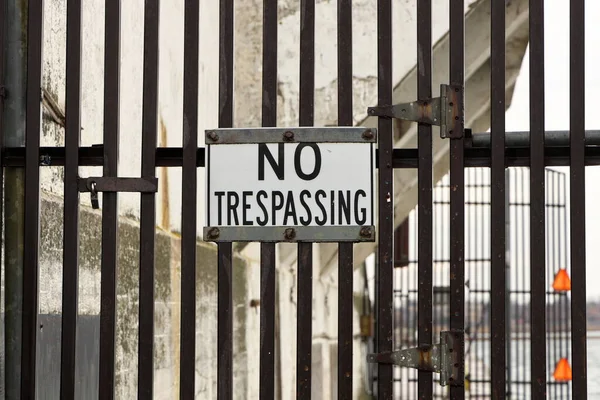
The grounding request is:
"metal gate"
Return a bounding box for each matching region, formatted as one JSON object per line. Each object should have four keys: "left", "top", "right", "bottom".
{"left": 389, "top": 167, "right": 572, "bottom": 399}
{"left": 0, "top": 0, "right": 592, "bottom": 399}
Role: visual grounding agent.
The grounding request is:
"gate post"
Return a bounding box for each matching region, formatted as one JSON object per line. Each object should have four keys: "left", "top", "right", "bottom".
{"left": 0, "top": 1, "right": 28, "bottom": 399}
{"left": 505, "top": 170, "right": 512, "bottom": 397}
{"left": 2, "top": 1, "right": 29, "bottom": 398}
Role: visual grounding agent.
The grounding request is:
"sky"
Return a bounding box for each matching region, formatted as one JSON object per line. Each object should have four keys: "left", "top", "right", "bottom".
{"left": 504, "top": 0, "right": 600, "bottom": 299}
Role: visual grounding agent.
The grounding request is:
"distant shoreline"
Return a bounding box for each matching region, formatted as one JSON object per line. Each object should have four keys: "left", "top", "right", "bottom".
{"left": 464, "top": 330, "right": 600, "bottom": 341}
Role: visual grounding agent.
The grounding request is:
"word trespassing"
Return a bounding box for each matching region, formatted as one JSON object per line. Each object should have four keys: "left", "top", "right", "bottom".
{"left": 213, "top": 189, "right": 368, "bottom": 226}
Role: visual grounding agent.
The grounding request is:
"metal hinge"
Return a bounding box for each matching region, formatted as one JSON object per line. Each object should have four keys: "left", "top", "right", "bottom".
{"left": 367, "top": 330, "right": 464, "bottom": 387}
{"left": 367, "top": 84, "right": 464, "bottom": 139}
{"left": 78, "top": 177, "right": 158, "bottom": 209}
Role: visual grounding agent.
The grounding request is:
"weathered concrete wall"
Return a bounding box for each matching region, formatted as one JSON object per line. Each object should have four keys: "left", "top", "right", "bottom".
{"left": 36, "top": 193, "right": 253, "bottom": 399}
{"left": 40, "top": 0, "right": 220, "bottom": 233}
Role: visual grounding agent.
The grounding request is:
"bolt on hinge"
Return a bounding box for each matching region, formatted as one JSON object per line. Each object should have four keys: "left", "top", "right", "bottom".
{"left": 367, "top": 84, "right": 464, "bottom": 139}
{"left": 367, "top": 330, "right": 464, "bottom": 387}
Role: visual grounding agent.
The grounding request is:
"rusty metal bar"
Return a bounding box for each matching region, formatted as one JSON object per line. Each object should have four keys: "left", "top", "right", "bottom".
{"left": 138, "top": 0, "right": 160, "bottom": 397}
{"left": 21, "top": 0, "right": 43, "bottom": 397}
{"left": 205, "top": 126, "right": 376, "bottom": 144}
{"left": 570, "top": 0, "right": 587, "bottom": 397}
{"left": 529, "top": 0, "right": 547, "bottom": 397}
{"left": 0, "top": 2, "right": 5, "bottom": 391}
{"left": 259, "top": 242, "right": 276, "bottom": 399}
{"left": 471, "top": 130, "right": 600, "bottom": 147}
{"left": 297, "top": 242, "right": 313, "bottom": 398}
{"left": 259, "top": 0, "right": 277, "bottom": 396}
{"left": 449, "top": 0, "right": 466, "bottom": 398}
{"left": 337, "top": 0, "right": 353, "bottom": 397}
{"left": 98, "top": 0, "right": 121, "bottom": 398}
{"left": 417, "top": 0, "right": 433, "bottom": 396}
{"left": 217, "top": 242, "right": 233, "bottom": 399}
{"left": 60, "top": 0, "right": 82, "bottom": 397}
{"left": 296, "top": 0, "right": 315, "bottom": 396}
{"left": 180, "top": 0, "right": 199, "bottom": 397}
{"left": 218, "top": 0, "right": 234, "bottom": 397}
{"left": 490, "top": 0, "right": 507, "bottom": 397}
{"left": 11, "top": 145, "right": 600, "bottom": 169}
{"left": 376, "top": 0, "right": 393, "bottom": 396}
{"left": 77, "top": 177, "right": 158, "bottom": 193}
{"left": 338, "top": 242, "right": 353, "bottom": 398}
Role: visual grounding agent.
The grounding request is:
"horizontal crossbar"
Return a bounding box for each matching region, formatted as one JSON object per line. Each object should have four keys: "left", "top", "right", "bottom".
{"left": 4, "top": 145, "right": 600, "bottom": 168}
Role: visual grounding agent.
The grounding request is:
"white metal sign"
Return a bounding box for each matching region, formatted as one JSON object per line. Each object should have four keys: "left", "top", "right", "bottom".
{"left": 204, "top": 128, "right": 376, "bottom": 242}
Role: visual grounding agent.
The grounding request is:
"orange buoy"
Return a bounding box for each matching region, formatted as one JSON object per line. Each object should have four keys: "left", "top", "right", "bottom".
{"left": 552, "top": 269, "right": 571, "bottom": 292}
{"left": 553, "top": 358, "right": 572, "bottom": 382}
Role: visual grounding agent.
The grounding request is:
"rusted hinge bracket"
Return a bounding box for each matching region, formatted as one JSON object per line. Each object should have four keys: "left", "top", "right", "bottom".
{"left": 367, "top": 330, "right": 464, "bottom": 387}
{"left": 78, "top": 177, "right": 158, "bottom": 209}
{"left": 367, "top": 84, "right": 464, "bottom": 139}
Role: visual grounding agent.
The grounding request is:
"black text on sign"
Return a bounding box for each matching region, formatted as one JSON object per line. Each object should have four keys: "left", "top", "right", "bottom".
{"left": 207, "top": 142, "right": 374, "bottom": 227}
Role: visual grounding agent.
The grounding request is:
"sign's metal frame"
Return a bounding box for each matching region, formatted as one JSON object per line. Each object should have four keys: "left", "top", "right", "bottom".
{"left": 203, "top": 126, "right": 377, "bottom": 243}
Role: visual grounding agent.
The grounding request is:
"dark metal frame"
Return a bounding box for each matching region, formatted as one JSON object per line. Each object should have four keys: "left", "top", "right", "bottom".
{"left": 392, "top": 167, "right": 572, "bottom": 399}
{"left": 0, "top": 0, "right": 591, "bottom": 399}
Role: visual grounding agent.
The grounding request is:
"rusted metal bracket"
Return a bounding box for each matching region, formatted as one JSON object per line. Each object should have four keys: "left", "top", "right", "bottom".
{"left": 367, "top": 330, "right": 464, "bottom": 387}
{"left": 367, "top": 84, "right": 464, "bottom": 139}
{"left": 77, "top": 177, "right": 158, "bottom": 209}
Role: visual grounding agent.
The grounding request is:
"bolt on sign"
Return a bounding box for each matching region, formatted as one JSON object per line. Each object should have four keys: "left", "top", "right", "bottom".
{"left": 203, "top": 127, "right": 377, "bottom": 243}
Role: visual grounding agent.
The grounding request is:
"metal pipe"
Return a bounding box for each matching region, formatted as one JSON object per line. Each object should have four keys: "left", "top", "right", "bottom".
{"left": 471, "top": 130, "right": 600, "bottom": 147}
{"left": 3, "top": 1, "right": 28, "bottom": 398}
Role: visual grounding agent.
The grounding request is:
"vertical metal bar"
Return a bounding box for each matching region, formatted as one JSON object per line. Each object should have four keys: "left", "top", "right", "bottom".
{"left": 98, "top": 0, "right": 121, "bottom": 398}
{"left": 550, "top": 173, "right": 558, "bottom": 397}
{"left": 417, "top": 0, "right": 433, "bottom": 396}
{"left": 3, "top": 1, "right": 27, "bottom": 396}
{"left": 0, "top": 0, "right": 4, "bottom": 313}
{"left": 262, "top": 0, "right": 277, "bottom": 126}
{"left": 0, "top": 3, "right": 3, "bottom": 391}
{"left": 337, "top": 0, "right": 353, "bottom": 397}
{"left": 0, "top": 3, "right": 4, "bottom": 388}
{"left": 217, "top": 243, "right": 233, "bottom": 399}
{"left": 138, "top": 0, "right": 160, "bottom": 398}
{"left": 338, "top": 0, "right": 352, "bottom": 128}
{"left": 402, "top": 259, "right": 407, "bottom": 398}
{"left": 504, "top": 171, "right": 511, "bottom": 397}
{"left": 510, "top": 171, "right": 516, "bottom": 398}
{"left": 60, "top": 0, "right": 82, "bottom": 398}
{"left": 467, "top": 172, "right": 474, "bottom": 395}
{"left": 296, "top": 243, "right": 313, "bottom": 397}
{"left": 377, "top": 0, "right": 393, "bottom": 396}
{"left": 449, "top": 0, "right": 465, "bottom": 398}
{"left": 259, "top": 243, "right": 276, "bottom": 399}
{"left": 259, "top": 0, "right": 277, "bottom": 397}
{"left": 570, "top": 0, "right": 586, "bottom": 395}
{"left": 478, "top": 170, "right": 484, "bottom": 395}
{"left": 180, "top": 0, "right": 199, "bottom": 397}
{"left": 21, "top": 0, "right": 43, "bottom": 397}
{"left": 559, "top": 174, "right": 569, "bottom": 399}
{"left": 551, "top": 173, "right": 559, "bottom": 389}
{"left": 520, "top": 170, "right": 527, "bottom": 396}
{"left": 544, "top": 172, "right": 550, "bottom": 396}
{"left": 218, "top": 0, "right": 234, "bottom": 397}
{"left": 299, "top": 0, "right": 314, "bottom": 126}
{"left": 296, "top": 0, "right": 314, "bottom": 397}
{"left": 530, "top": 4, "right": 547, "bottom": 381}
{"left": 338, "top": 243, "right": 353, "bottom": 398}
{"left": 490, "top": 0, "right": 506, "bottom": 397}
